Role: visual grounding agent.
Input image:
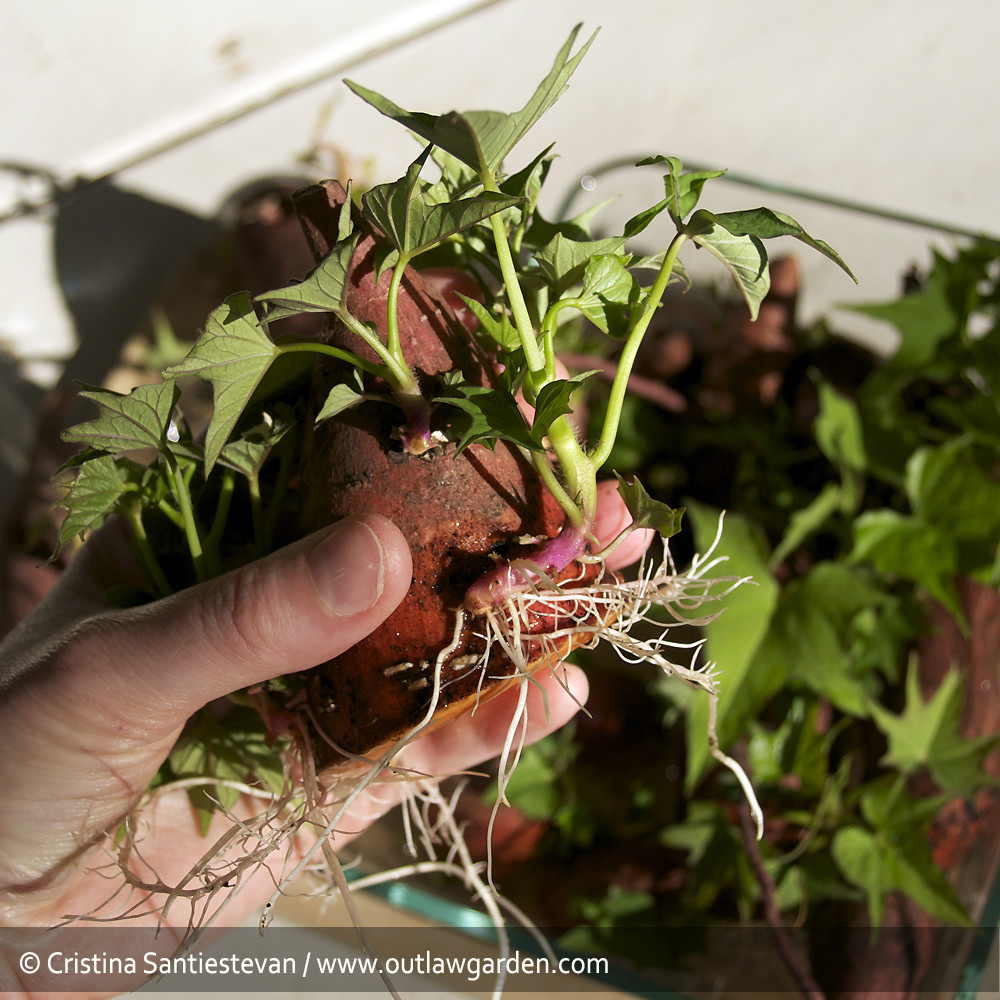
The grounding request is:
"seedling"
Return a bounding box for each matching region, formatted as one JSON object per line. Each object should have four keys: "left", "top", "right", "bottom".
{"left": 55, "top": 24, "right": 854, "bottom": 969}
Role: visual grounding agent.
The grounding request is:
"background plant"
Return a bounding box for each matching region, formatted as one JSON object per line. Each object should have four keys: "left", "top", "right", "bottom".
{"left": 491, "top": 237, "right": 1000, "bottom": 971}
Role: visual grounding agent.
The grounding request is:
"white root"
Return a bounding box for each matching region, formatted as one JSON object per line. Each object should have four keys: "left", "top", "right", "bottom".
{"left": 78, "top": 519, "right": 760, "bottom": 999}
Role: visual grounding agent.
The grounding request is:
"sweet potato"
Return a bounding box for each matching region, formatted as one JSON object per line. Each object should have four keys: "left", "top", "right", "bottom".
{"left": 291, "top": 180, "right": 571, "bottom": 770}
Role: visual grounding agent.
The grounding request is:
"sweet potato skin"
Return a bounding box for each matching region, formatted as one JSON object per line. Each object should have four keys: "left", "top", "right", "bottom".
{"left": 293, "top": 182, "right": 564, "bottom": 769}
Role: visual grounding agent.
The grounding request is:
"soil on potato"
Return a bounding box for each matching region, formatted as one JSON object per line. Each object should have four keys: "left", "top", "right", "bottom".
{"left": 293, "top": 181, "right": 564, "bottom": 770}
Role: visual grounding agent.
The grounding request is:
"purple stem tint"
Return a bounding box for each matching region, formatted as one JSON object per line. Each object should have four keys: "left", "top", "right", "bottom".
{"left": 397, "top": 393, "right": 436, "bottom": 456}
{"left": 464, "top": 524, "right": 588, "bottom": 613}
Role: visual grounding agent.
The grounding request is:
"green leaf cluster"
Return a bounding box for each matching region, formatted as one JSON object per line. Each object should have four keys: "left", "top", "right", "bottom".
{"left": 505, "top": 238, "right": 1000, "bottom": 943}
{"left": 677, "top": 241, "right": 1000, "bottom": 926}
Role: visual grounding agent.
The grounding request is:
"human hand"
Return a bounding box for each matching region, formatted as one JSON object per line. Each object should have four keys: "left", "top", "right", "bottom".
{"left": 0, "top": 484, "right": 648, "bottom": 939}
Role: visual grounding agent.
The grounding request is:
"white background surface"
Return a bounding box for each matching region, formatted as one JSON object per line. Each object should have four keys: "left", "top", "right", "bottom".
{"left": 2, "top": 0, "right": 998, "bottom": 485}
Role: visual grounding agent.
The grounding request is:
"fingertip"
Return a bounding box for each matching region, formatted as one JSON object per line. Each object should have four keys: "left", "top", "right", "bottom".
{"left": 354, "top": 513, "right": 413, "bottom": 604}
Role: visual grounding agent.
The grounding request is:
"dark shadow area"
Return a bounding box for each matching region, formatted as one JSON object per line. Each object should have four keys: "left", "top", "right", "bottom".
{"left": 53, "top": 178, "right": 220, "bottom": 386}
{"left": 0, "top": 178, "right": 221, "bottom": 634}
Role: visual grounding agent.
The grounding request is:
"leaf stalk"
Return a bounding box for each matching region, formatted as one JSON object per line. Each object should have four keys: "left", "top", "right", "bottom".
{"left": 590, "top": 231, "right": 687, "bottom": 471}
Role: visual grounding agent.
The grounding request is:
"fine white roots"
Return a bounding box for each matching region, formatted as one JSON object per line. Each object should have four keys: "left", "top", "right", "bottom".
{"left": 82, "top": 520, "right": 759, "bottom": 999}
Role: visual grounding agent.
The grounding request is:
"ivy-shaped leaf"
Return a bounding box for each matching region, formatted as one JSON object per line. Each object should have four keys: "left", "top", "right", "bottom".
{"left": 846, "top": 268, "right": 955, "bottom": 370}
{"left": 530, "top": 372, "right": 598, "bottom": 441}
{"left": 815, "top": 381, "right": 867, "bottom": 474}
{"left": 533, "top": 233, "right": 627, "bottom": 294}
{"left": 684, "top": 210, "right": 770, "bottom": 320}
{"left": 346, "top": 25, "right": 596, "bottom": 177}
{"left": 833, "top": 777, "right": 970, "bottom": 927}
{"left": 778, "top": 562, "right": 892, "bottom": 716}
{"left": 54, "top": 454, "right": 131, "bottom": 553}
{"left": 61, "top": 380, "right": 179, "bottom": 455}
{"left": 500, "top": 145, "right": 554, "bottom": 206}
{"left": 905, "top": 438, "right": 1000, "bottom": 547}
{"left": 625, "top": 156, "right": 726, "bottom": 237}
{"left": 459, "top": 295, "right": 519, "bottom": 349}
{"left": 436, "top": 384, "right": 541, "bottom": 454}
{"left": 255, "top": 236, "right": 356, "bottom": 323}
{"left": 168, "top": 705, "right": 287, "bottom": 834}
{"left": 361, "top": 149, "right": 523, "bottom": 261}
{"left": 315, "top": 382, "right": 365, "bottom": 423}
{"left": 615, "top": 473, "right": 684, "bottom": 538}
{"left": 851, "top": 509, "right": 964, "bottom": 624}
{"left": 575, "top": 254, "right": 641, "bottom": 337}
{"left": 163, "top": 292, "right": 279, "bottom": 475}
{"left": 217, "top": 411, "right": 294, "bottom": 478}
{"left": 684, "top": 504, "right": 782, "bottom": 790}
{"left": 868, "top": 661, "right": 1000, "bottom": 798}
{"left": 711, "top": 207, "right": 855, "bottom": 282}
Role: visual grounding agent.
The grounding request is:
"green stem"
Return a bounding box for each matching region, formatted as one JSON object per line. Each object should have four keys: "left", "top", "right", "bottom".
{"left": 590, "top": 231, "right": 687, "bottom": 471}
{"left": 127, "top": 507, "right": 172, "bottom": 597}
{"left": 546, "top": 415, "right": 595, "bottom": 527}
{"left": 164, "top": 456, "right": 209, "bottom": 583}
{"left": 156, "top": 499, "right": 185, "bottom": 530}
{"left": 207, "top": 467, "right": 236, "bottom": 552}
{"left": 481, "top": 170, "right": 596, "bottom": 529}
{"left": 263, "top": 448, "right": 293, "bottom": 552}
{"left": 386, "top": 256, "right": 408, "bottom": 364}
{"left": 280, "top": 332, "right": 419, "bottom": 407}
{"left": 248, "top": 472, "right": 264, "bottom": 557}
{"left": 531, "top": 442, "right": 586, "bottom": 530}
{"left": 278, "top": 340, "right": 383, "bottom": 380}
{"left": 482, "top": 174, "right": 547, "bottom": 383}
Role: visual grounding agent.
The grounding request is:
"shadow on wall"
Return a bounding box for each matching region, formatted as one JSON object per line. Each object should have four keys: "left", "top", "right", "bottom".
{"left": 0, "top": 172, "right": 323, "bottom": 634}
{"left": 0, "top": 178, "right": 219, "bottom": 630}
{"left": 53, "top": 179, "right": 221, "bottom": 386}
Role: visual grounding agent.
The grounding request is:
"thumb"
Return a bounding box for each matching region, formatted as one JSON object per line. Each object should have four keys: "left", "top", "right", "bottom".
{"left": 71, "top": 514, "right": 412, "bottom": 739}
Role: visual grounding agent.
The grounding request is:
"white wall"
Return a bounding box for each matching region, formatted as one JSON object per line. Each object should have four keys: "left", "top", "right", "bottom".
{"left": 2, "top": 0, "right": 997, "bottom": 426}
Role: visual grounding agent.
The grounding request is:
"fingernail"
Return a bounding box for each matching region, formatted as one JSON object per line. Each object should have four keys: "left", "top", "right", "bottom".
{"left": 306, "top": 520, "right": 385, "bottom": 616}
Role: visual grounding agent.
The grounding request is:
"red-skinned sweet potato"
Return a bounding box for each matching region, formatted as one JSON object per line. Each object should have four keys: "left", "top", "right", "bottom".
{"left": 290, "top": 181, "right": 575, "bottom": 772}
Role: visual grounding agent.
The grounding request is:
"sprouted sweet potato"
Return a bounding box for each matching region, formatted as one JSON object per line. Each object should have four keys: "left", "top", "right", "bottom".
{"left": 54, "top": 23, "right": 853, "bottom": 974}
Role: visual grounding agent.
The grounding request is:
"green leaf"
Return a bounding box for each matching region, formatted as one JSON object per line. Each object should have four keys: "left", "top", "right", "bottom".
{"left": 868, "top": 661, "right": 1000, "bottom": 798}
{"left": 623, "top": 195, "right": 672, "bottom": 241}
{"left": 361, "top": 149, "right": 523, "bottom": 260}
{"left": 531, "top": 373, "right": 597, "bottom": 442}
{"left": 659, "top": 801, "right": 755, "bottom": 914}
{"left": 614, "top": 474, "right": 684, "bottom": 538}
{"left": 315, "top": 382, "right": 365, "bottom": 423}
{"left": 575, "top": 254, "right": 641, "bottom": 336}
{"left": 710, "top": 207, "right": 856, "bottom": 283}
{"left": 533, "top": 233, "right": 627, "bottom": 293}
{"left": 54, "top": 454, "right": 130, "bottom": 552}
{"left": 746, "top": 696, "right": 830, "bottom": 796}
{"left": 164, "top": 292, "right": 279, "bottom": 475}
{"left": 770, "top": 481, "right": 845, "bottom": 568}
{"left": 61, "top": 380, "right": 180, "bottom": 455}
{"left": 626, "top": 156, "right": 726, "bottom": 236}
{"left": 684, "top": 504, "right": 781, "bottom": 789}
{"left": 851, "top": 509, "right": 963, "bottom": 622}
{"left": 904, "top": 438, "right": 1000, "bottom": 546}
{"left": 346, "top": 25, "right": 596, "bottom": 177}
{"left": 833, "top": 778, "right": 971, "bottom": 926}
{"left": 459, "top": 295, "right": 519, "bottom": 349}
{"left": 684, "top": 210, "right": 770, "bottom": 320}
{"left": 815, "top": 381, "right": 866, "bottom": 473}
{"left": 168, "top": 705, "right": 287, "bottom": 834}
{"left": 830, "top": 826, "right": 894, "bottom": 927}
{"left": 255, "top": 236, "right": 356, "bottom": 322}
{"left": 436, "top": 384, "right": 541, "bottom": 454}
{"left": 777, "top": 563, "right": 892, "bottom": 715}
{"left": 847, "top": 270, "right": 955, "bottom": 369}
{"left": 217, "top": 411, "right": 294, "bottom": 478}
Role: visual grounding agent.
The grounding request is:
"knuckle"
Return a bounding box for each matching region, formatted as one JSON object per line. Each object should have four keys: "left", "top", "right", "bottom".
{"left": 198, "top": 562, "right": 282, "bottom": 667}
